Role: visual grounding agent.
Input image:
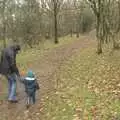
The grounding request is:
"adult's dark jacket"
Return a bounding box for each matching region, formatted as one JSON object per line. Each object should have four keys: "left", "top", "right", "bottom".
{"left": 0, "top": 45, "right": 20, "bottom": 76}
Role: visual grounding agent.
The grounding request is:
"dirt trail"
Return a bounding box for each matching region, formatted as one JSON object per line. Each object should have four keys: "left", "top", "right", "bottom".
{"left": 0, "top": 35, "right": 95, "bottom": 120}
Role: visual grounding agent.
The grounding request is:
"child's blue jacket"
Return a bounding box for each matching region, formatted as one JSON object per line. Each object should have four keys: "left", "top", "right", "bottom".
{"left": 22, "top": 77, "right": 37, "bottom": 96}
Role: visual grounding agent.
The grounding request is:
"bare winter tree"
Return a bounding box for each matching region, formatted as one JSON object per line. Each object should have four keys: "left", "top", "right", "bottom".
{"left": 86, "top": 0, "right": 120, "bottom": 53}
{"left": 0, "top": 0, "right": 7, "bottom": 48}
{"left": 0, "top": 0, "right": 95, "bottom": 48}
{"left": 73, "top": 0, "right": 94, "bottom": 38}
{"left": 108, "top": 0, "right": 120, "bottom": 49}
{"left": 86, "top": 0, "right": 105, "bottom": 54}
{"left": 41, "top": 0, "right": 64, "bottom": 44}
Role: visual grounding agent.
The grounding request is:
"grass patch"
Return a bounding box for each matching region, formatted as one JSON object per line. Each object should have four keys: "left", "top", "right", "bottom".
{"left": 17, "top": 35, "right": 78, "bottom": 71}
{"left": 42, "top": 44, "right": 120, "bottom": 120}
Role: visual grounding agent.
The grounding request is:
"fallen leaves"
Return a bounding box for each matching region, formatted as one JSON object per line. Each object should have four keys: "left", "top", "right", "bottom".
{"left": 24, "top": 110, "right": 29, "bottom": 119}
{"left": 4, "top": 41, "right": 120, "bottom": 120}
{"left": 44, "top": 47, "right": 120, "bottom": 120}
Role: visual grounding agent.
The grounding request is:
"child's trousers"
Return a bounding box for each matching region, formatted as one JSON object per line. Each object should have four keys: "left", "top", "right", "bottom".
{"left": 26, "top": 92, "right": 36, "bottom": 105}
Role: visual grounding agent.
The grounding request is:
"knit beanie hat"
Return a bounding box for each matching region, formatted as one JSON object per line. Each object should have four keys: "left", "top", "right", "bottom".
{"left": 27, "top": 70, "right": 35, "bottom": 78}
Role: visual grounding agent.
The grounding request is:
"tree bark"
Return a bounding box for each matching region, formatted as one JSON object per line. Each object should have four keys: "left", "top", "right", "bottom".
{"left": 96, "top": 14, "right": 102, "bottom": 54}
{"left": 3, "top": 21, "right": 6, "bottom": 48}
{"left": 2, "top": 0, "right": 7, "bottom": 48}
{"left": 97, "top": 37, "right": 102, "bottom": 54}
{"left": 54, "top": 1, "right": 58, "bottom": 44}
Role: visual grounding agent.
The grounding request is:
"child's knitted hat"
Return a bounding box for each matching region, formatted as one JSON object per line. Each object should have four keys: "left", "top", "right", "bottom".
{"left": 27, "top": 70, "right": 35, "bottom": 78}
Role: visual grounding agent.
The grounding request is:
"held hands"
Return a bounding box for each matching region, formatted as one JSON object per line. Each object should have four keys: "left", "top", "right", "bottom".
{"left": 16, "top": 75, "right": 24, "bottom": 83}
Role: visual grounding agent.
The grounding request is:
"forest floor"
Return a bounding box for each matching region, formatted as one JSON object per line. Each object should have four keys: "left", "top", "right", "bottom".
{"left": 1, "top": 33, "right": 120, "bottom": 120}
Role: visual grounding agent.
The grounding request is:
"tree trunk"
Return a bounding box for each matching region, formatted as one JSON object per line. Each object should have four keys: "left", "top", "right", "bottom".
{"left": 54, "top": 3, "right": 58, "bottom": 44}
{"left": 3, "top": 21, "right": 6, "bottom": 48}
{"left": 96, "top": 14, "right": 102, "bottom": 54}
{"left": 76, "top": 20, "right": 80, "bottom": 38}
{"left": 2, "top": 0, "right": 7, "bottom": 48}
{"left": 97, "top": 37, "right": 102, "bottom": 54}
{"left": 76, "top": 32, "right": 79, "bottom": 38}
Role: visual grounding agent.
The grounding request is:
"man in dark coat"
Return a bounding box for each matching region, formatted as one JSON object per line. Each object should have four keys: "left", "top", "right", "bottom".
{"left": 0, "top": 45, "right": 21, "bottom": 102}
